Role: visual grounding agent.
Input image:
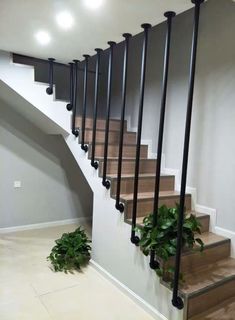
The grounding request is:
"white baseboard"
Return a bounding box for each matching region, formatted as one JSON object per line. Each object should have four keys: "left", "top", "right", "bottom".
{"left": 195, "top": 204, "right": 217, "bottom": 232}
{"left": 215, "top": 226, "right": 235, "bottom": 258}
{"left": 0, "top": 217, "right": 91, "bottom": 234}
{"left": 90, "top": 260, "right": 167, "bottom": 320}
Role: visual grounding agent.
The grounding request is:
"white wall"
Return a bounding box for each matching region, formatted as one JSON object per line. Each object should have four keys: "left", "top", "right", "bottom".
{"left": 100, "top": 0, "right": 235, "bottom": 232}
{"left": 0, "top": 100, "right": 93, "bottom": 228}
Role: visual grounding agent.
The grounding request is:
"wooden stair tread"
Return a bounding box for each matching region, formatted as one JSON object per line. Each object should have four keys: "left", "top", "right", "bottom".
{"left": 95, "top": 157, "right": 149, "bottom": 160}
{"left": 107, "top": 173, "right": 173, "bottom": 179}
{"left": 189, "top": 296, "right": 235, "bottom": 320}
{"left": 180, "top": 257, "right": 235, "bottom": 297}
{"left": 120, "top": 190, "right": 187, "bottom": 201}
{"left": 90, "top": 142, "right": 148, "bottom": 147}
{"left": 132, "top": 212, "right": 210, "bottom": 227}
{"left": 199, "top": 232, "right": 230, "bottom": 247}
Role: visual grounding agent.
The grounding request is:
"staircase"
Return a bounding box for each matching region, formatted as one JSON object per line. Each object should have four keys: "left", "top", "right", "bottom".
{"left": 74, "top": 115, "right": 235, "bottom": 320}
{"left": 0, "top": 11, "right": 235, "bottom": 319}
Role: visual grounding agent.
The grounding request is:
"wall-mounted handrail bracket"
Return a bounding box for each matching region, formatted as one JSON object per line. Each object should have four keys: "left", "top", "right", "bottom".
{"left": 115, "top": 33, "right": 132, "bottom": 213}
{"left": 172, "top": 0, "right": 204, "bottom": 310}
{"left": 91, "top": 48, "right": 103, "bottom": 169}
{"left": 81, "top": 54, "right": 90, "bottom": 152}
{"left": 131, "top": 23, "right": 151, "bottom": 245}
{"left": 149, "top": 11, "right": 175, "bottom": 270}
{"left": 71, "top": 59, "right": 80, "bottom": 137}
{"left": 46, "top": 58, "right": 55, "bottom": 95}
{"left": 67, "top": 62, "right": 74, "bottom": 111}
{"left": 102, "top": 41, "right": 116, "bottom": 189}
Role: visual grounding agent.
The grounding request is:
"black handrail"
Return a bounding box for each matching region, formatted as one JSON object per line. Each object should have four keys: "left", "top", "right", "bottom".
{"left": 91, "top": 49, "right": 103, "bottom": 169}
{"left": 131, "top": 24, "right": 151, "bottom": 244}
{"left": 71, "top": 60, "right": 79, "bottom": 137}
{"left": 102, "top": 41, "right": 116, "bottom": 189}
{"left": 81, "top": 54, "right": 90, "bottom": 152}
{"left": 67, "top": 62, "right": 74, "bottom": 111}
{"left": 115, "top": 33, "right": 132, "bottom": 212}
{"left": 46, "top": 58, "right": 55, "bottom": 95}
{"left": 149, "top": 11, "right": 175, "bottom": 270}
{"left": 172, "top": 0, "right": 204, "bottom": 310}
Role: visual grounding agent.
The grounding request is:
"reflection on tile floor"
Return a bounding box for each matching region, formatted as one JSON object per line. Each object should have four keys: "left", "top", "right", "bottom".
{"left": 0, "top": 223, "right": 155, "bottom": 320}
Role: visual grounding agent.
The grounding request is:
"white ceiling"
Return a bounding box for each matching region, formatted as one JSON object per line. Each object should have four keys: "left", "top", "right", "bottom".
{"left": 0, "top": 0, "right": 193, "bottom": 63}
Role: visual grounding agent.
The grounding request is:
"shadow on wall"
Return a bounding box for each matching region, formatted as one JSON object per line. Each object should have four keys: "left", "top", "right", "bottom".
{"left": 0, "top": 100, "right": 93, "bottom": 227}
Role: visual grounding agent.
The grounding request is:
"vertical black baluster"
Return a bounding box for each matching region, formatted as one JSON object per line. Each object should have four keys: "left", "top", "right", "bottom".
{"left": 81, "top": 54, "right": 90, "bottom": 152}
{"left": 71, "top": 60, "right": 79, "bottom": 137}
{"left": 46, "top": 58, "right": 55, "bottom": 95}
{"left": 91, "top": 49, "right": 103, "bottom": 169}
{"left": 102, "top": 41, "right": 116, "bottom": 189}
{"left": 115, "top": 33, "right": 132, "bottom": 212}
{"left": 67, "top": 62, "right": 74, "bottom": 111}
{"left": 172, "top": 0, "right": 204, "bottom": 310}
{"left": 149, "top": 11, "right": 175, "bottom": 270}
{"left": 131, "top": 24, "right": 151, "bottom": 244}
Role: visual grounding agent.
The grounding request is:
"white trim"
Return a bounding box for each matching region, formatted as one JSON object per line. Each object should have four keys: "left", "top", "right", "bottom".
{"left": 90, "top": 260, "right": 167, "bottom": 320}
{"left": 215, "top": 226, "right": 235, "bottom": 258}
{"left": 0, "top": 217, "right": 91, "bottom": 234}
{"left": 195, "top": 204, "right": 217, "bottom": 233}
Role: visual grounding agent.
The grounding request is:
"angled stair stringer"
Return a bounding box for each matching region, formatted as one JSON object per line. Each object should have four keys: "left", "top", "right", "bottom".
{"left": 0, "top": 50, "right": 71, "bottom": 135}
{"left": 64, "top": 134, "right": 183, "bottom": 320}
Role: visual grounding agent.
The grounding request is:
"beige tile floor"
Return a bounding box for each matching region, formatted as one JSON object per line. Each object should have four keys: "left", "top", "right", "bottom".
{"left": 0, "top": 223, "right": 155, "bottom": 320}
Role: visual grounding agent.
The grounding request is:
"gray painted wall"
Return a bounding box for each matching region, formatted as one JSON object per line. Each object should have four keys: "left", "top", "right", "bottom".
{"left": 0, "top": 100, "right": 93, "bottom": 228}
{"left": 11, "top": 0, "right": 235, "bottom": 232}
{"left": 104, "top": 0, "right": 235, "bottom": 231}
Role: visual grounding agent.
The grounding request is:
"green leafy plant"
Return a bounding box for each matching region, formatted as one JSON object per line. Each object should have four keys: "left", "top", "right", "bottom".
{"left": 136, "top": 205, "right": 204, "bottom": 282}
{"left": 47, "top": 227, "right": 91, "bottom": 273}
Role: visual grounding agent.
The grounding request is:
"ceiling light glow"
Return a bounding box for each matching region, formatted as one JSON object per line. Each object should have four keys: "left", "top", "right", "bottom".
{"left": 35, "top": 31, "right": 51, "bottom": 45}
{"left": 83, "top": 0, "right": 104, "bottom": 10}
{"left": 56, "top": 11, "right": 74, "bottom": 30}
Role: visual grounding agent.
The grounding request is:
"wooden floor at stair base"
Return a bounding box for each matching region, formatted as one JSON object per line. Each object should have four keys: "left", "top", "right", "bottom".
{"left": 189, "top": 296, "right": 235, "bottom": 320}
{"left": 181, "top": 259, "right": 235, "bottom": 318}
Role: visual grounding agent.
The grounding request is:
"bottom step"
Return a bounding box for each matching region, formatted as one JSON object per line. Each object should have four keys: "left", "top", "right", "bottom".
{"left": 189, "top": 296, "right": 235, "bottom": 320}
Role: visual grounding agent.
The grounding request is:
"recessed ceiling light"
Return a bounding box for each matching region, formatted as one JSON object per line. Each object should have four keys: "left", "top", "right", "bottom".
{"left": 56, "top": 11, "right": 74, "bottom": 30}
{"left": 35, "top": 31, "right": 51, "bottom": 45}
{"left": 83, "top": 0, "right": 104, "bottom": 10}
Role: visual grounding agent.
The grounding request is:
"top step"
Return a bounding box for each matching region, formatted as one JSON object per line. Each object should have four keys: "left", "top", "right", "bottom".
{"left": 75, "top": 117, "right": 127, "bottom": 132}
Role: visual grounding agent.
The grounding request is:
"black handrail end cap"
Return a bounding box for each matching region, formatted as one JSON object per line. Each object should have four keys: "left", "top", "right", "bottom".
{"left": 95, "top": 48, "right": 103, "bottom": 53}
{"left": 191, "top": 0, "right": 205, "bottom": 4}
{"left": 102, "top": 180, "right": 111, "bottom": 190}
{"left": 141, "top": 23, "right": 152, "bottom": 29}
{"left": 149, "top": 260, "right": 160, "bottom": 270}
{"left": 130, "top": 235, "right": 140, "bottom": 246}
{"left": 46, "top": 87, "right": 53, "bottom": 95}
{"left": 172, "top": 297, "right": 184, "bottom": 310}
{"left": 107, "top": 41, "right": 116, "bottom": 46}
{"left": 122, "top": 33, "right": 132, "bottom": 39}
{"left": 164, "top": 11, "right": 176, "bottom": 18}
{"left": 66, "top": 103, "right": 73, "bottom": 111}
{"left": 91, "top": 161, "right": 99, "bottom": 170}
{"left": 115, "top": 203, "right": 124, "bottom": 213}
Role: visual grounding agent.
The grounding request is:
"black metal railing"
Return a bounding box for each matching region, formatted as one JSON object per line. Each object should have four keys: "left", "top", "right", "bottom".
{"left": 46, "top": 58, "right": 55, "bottom": 95}
{"left": 81, "top": 54, "right": 90, "bottom": 152}
{"left": 91, "top": 49, "right": 103, "bottom": 169}
{"left": 71, "top": 60, "right": 79, "bottom": 137}
{"left": 172, "top": 0, "right": 204, "bottom": 310}
{"left": 102, "top": 41, "right": 116, "bottom": 189}
{"left": 67, "top": 62, "right": 74, "bottom": 111}
{"left": 131, "top": 24, "right": 151, "bottom": 244}
{"left": 149, "top": 11, "right": 175, "bottom": 270}
{"left": 115, "top": 33, "right": 132, "bottom": 212}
